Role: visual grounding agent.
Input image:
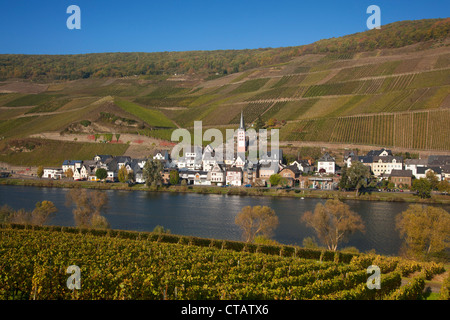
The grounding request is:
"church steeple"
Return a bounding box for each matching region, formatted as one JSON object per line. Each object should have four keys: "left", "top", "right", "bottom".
{"left": 239, "top": 110, "right": 245, "bottom": 130}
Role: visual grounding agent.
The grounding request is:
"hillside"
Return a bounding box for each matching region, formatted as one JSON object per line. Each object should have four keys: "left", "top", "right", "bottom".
{"left": 0, "top": 18, "right": 449, "bottom": 166}
{"left": 0, "top": 224, "right": 447, "bottom": 300}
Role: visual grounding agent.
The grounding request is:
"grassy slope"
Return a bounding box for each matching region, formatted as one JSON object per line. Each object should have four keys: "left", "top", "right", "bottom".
{"left": 114, "top": 98, "right": 176, "bottom": 128}
{"left": 0, "top": 138, "right": 129, "bottom": 166}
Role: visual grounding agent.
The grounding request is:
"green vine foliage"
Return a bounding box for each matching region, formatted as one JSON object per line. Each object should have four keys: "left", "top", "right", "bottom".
{"left": 0, "top": 226, "right": 445, "bottom": 300}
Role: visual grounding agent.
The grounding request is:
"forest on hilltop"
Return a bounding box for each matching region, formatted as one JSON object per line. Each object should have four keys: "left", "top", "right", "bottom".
{"left": 0, "top": 18, "right": 449, "bottom": 81}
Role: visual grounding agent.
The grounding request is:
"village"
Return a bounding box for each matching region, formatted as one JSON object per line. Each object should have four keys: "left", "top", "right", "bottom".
{"left": 40, "top": 147, "right": 450, "bottom": 190}
{"left": 39, "top": 112, "right": 450, "bottom": 192}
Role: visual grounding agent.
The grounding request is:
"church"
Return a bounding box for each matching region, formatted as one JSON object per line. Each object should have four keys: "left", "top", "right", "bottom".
{"left": 237, "top": 110, "right": 246, "bottom": 154}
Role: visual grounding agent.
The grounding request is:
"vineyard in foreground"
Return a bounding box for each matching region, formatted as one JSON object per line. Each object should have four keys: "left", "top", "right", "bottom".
{"left": 0, "top": 224, "right": 448, "bottom": 300}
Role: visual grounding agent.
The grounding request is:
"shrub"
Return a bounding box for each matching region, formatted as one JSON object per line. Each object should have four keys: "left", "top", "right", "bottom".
{"left": 387, "top": 272, "right": 426, "bottom": 300}
{"left": 440, "top": 273, "right": 450, "bottom": 300}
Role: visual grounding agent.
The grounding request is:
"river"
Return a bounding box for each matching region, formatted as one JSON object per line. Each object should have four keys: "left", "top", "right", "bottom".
{"left": 1, "top": 185, "right": 449, "bottom": 256}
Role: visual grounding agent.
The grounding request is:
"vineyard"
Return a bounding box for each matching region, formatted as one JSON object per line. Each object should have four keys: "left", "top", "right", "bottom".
{"left": 280, "top": 109, "right": 450, "bottom": 151}
{"left": 0, "top": 224, "right": 447, "bottom": 300}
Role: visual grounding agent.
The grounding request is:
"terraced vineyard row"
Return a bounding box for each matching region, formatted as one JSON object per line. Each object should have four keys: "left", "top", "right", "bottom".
{"left": 0, "top": 226, "right": 445, "bottom": 300}
{"left": 280, "top": 109, "right": 450, "bottom": 150}
{"left": 229, "top": 101, "right": 273, "bottom": 124}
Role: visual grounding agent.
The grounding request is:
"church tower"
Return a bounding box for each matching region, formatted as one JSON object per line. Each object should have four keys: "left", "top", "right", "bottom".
{"left": 237, "top": 110, "right": 246, "bottom": 153}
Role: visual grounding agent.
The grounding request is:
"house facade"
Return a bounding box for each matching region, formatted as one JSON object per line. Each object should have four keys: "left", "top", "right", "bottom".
{"left": 279, "top": 165, "right": 301, "bottom": 187}
{"left": 207, "top": 163, "right": 225, "bottom": 185}
{"left": 226, "top": 167, "right": 242, "bottom": 186}
{"left": 43, "top": 168, "right": 63, "bottom": 179}
{"left": 317, "top": 153, "right": 335, "bottom": 174}
{"left": 371, "top": 156, "right": 403, "bottom": 177}
{"left": 389, "top": 169, "right": 413, "bottom": 188}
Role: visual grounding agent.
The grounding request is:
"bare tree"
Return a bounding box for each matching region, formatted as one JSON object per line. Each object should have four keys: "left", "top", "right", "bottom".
{"left": 65, "top": 189, "right": 110, "bottom": 229}
{"left": 301, "top": 199, "right": 365, "bottom": 251}
{"left": 31, "top": 201, "right": 58, "bottom": 226}
{"left": 5, "top": 201, "right": 57, "bottom": 226}
{"left": 235, "top": 205, "right": 279, "bottom": 243}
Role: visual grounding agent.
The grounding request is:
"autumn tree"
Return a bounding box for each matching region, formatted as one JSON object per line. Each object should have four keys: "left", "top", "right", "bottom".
{"left": 426, "top": 170, "right": 439, "bottom": 190}
{"left": 0, "top": 204, "right": 15, "bottom": 223}
{"left": 152, "top": 225, "right": 171, "bottom": 234}
{"left": 301, "top": 198, "right": 365, "bottom": 251}
{"left": 31, "top": 201, "right": 58, "bottom": 226}
{"left": 2, "top": 201, "right": 57, "bottom": 226}
{"left": 396, "top": 204, "right": 450, "bottom": 262}
{"left": 65, "top": 189, "right": 110, "bottom": 229}
{"left": 65, "top": 168, "right": 74, "bottom": 179}
{"left": 118, "top": 166, "right": 129, "bottom": 183}
{"left": 437, "top": 180, "right": 450, "bottom": 194}
{"left": 37, "top": 166, "right": 44, "bottom": 178}
{"left": 235, "top": 205, "right": 279, "bottom": 243}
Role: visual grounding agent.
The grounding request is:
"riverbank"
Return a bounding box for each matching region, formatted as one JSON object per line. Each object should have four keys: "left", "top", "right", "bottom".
{"left": 1, "top": 177, "right": 449, "bottom": 204}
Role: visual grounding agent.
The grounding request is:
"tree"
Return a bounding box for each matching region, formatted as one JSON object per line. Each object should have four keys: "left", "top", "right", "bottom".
{"left": 115, "top": 133, "right": 121, "bottom": 142}
{"left": 143, "top": 159, "right": 164, "bottom": 187}
{"left": 302, "top": 236, "right": 321, "bottom": 249}
{"left": 411, "top": 178, "right": 432, "bottom": 198}
{"left": 301, "top": 198, "right": 365, "bottom": 251}
{"left": 269, "top": 174, "right": 281, "bottom": 186}
{"left": 235, "top": 205, "right": 279, "bottom": 243}
{"left": 396, "top": 204, "right": 450, "bottom": 261}
{"left": 426, "top": 170, "right": 439, "bottom": 190}
{"left": 65, "top": 168, "right": 74, "bottom": 179}
{"left": 152, "top": 225, "right": 171, "bottom": 234}
{"left": 437, "top": 180, "right": 450, "bottom": 194}
{"left": 169, "top": 170, "right": 180, "bottom": 185}
{"left": 65, "top": 189, "right": 110, "bottom": 229}
{"left": 118, "top": 166, "right": 129, "bottom": 183}
{"left": 95, "top": 168, "right": 108, "bottom": 181}
{"left": 338, "top": 165, "right": 350, "bottom": 190}
{"left": 31, "top": 201, "right": 57, "bottom": 226}
{"left": 37, "top": 166, "right": 44, "bottom": 178}
{"left": 344, "top": 161, "right": 371, "bottom": 196}
{"left": 0, "top": 204, "right": 15, "bottom": 223}
{"left": 10, "top": 209, "right": 31, "bottom": 225}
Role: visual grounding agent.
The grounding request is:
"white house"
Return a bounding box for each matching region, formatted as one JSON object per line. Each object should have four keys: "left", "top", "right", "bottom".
{"left": 234, "top": 154, "right": 246, "bottom": 168}
{"left": 404, "top": 158, "right": 428, "bottom": 177}
{"left": 371, "top": 156, "right": 403, "bottom": 177}
{"left": 153, "top": 150, "right": 170, "bottom": 162}
{"left": 93, "top": 155, "right": 112, "bottom": 165}
{"left": 226, "top": 167, "right": 242, "bottom": 186}
{"left": 185, "top": 145, "right": 203, "bottom": 170}
{"left": 207, "top": 163, "right": 225, "bottom": 185}
{"left": 317, "top": 153, "right": 335, "bottom": 174}
{"left": 115, "top": 156, "right": 131, "bottom": 169}
{"left": 202, "top": 145, "right": 219, "bottom": 172}
{"left": 43, "top": 168, "right": 63, "bottom": 179}
{"left": 289, "top": 160, "right": 312, "bottom": 173}
{"left": 193, "top": 171, "right": 211, "bottom": 185}
{"left": 62, "top": 160, "right": 82, "bottom": 175}
{"left": 415, "top": 167, "right": 442, "bottom": 181}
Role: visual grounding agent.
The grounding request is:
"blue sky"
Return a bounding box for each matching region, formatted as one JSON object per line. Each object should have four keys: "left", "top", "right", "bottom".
{"left": 0, "top": 0, "right": 449, "bottom": 54}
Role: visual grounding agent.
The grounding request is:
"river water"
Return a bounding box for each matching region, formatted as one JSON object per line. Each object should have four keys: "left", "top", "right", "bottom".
{"left": 1, "top": 185, "right": 449, "bottom": 256}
